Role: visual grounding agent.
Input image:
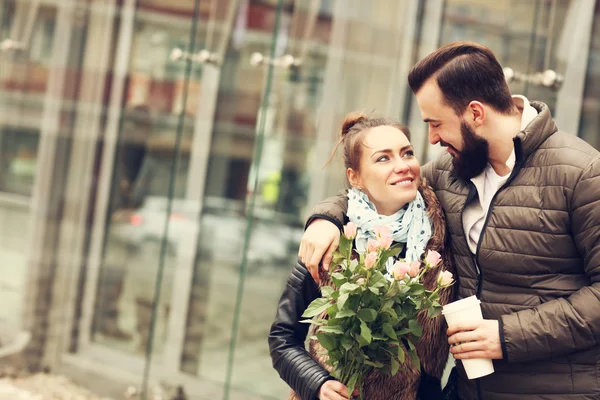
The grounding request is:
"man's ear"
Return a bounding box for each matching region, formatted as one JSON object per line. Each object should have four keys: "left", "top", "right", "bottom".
{"left": 466, "top": 101, "right": 486, "bottom": 127}
{"left": 347, "top": 168, "right": 360, "bottom": 189}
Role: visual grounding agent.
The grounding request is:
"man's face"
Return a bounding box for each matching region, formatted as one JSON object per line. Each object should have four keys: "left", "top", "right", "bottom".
{"left": 416, "top": 79, "right": 489, "bottom": 181}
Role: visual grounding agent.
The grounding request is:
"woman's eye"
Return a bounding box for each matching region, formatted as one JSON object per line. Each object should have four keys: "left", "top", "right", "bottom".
{"left": 402, "top": 150, "right": 415, "bottom": 158}
{"left": 376, "top": 155, "right": 389, "bottom": 162}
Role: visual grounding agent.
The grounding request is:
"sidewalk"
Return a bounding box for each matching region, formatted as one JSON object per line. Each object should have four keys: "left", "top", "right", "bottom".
{"left": 0, "top": 373, "right": 111, "bottom": 400}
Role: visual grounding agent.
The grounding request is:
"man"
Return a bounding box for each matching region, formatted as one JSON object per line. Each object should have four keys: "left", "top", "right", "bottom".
{"left": 297, "top": 41, "right": 600, "bottom": 399}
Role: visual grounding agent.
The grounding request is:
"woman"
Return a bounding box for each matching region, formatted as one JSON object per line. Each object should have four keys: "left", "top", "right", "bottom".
{"left": 269, "top": 113, "right": 454, "bottom": 400}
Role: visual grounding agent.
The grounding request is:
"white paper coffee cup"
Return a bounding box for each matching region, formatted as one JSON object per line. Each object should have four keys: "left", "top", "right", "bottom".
{"left": 442, "top": 296, "right": 495, "bottom": 379}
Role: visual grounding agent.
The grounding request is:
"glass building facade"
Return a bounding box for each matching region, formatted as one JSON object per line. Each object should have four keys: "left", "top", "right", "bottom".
{"left": 0, "top": 0, "right": 599, "bottom": 398}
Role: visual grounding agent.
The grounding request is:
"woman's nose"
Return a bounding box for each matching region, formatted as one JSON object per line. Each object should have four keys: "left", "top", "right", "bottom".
{"left": 394, "top": 158, "right": 409, "bottom": 173}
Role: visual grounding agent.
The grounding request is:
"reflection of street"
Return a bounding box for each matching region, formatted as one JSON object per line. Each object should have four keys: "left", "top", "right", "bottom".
{"left": 196, "top": 255, "right": 293, "bottom": 399}
{"left": 92, "top": 193, "right": 303, "bottom": 398}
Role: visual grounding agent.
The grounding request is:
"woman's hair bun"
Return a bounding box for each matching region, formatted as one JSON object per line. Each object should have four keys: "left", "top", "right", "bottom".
{"left": 341, "top": 112, "right": 368, "bottom": 137}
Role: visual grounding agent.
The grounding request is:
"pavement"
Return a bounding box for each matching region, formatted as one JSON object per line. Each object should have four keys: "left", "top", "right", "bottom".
{"left": 0, "top": 373, "right": 110, "bottom": 400}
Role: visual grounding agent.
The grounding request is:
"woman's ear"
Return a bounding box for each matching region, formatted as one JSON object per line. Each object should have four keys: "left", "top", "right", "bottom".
{"left": 347, "top": 168, "right": 361, "bottom": 189}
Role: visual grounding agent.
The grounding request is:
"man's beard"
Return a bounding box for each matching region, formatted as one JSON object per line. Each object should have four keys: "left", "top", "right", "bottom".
{"left": 447, "top": 121, "right": 489, "bottom": 181}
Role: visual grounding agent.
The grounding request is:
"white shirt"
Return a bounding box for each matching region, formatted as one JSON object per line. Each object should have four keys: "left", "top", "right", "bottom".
{"left": 462, "top": 95, "right": 538, "bottom": 254}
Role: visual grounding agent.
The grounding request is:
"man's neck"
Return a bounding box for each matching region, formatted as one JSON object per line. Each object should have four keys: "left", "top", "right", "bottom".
{"left": 485, "top": 112, "right": 521, "bottom": 176}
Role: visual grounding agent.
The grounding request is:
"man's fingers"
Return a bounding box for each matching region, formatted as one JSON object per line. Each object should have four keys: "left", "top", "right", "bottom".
{"left": 448, "top": 330, "right": 481, "bottom": 345}
{"left": 308, "top": 250, "right": 323, "bottom": 282}
{"left": 453, "top": 350, "right": 488, "bottom": 360}
{"left": 450, "top": 341, "right": 483, "bottom": 354}
{"left": 322, "top": 239, "right": 338, "bottom": 271}
{"left": 447, "top": 322, "right": 480, "bottom": 336}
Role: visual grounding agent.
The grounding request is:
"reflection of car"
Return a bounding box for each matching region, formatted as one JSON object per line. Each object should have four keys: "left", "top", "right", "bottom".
{"left": 110, "top": 196, "right": 303, "bottom": 270}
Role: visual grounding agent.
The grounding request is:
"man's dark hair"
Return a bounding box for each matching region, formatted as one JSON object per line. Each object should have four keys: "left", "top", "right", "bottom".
{"left": 408, "top": 41, "right": 515, "bottom": 116}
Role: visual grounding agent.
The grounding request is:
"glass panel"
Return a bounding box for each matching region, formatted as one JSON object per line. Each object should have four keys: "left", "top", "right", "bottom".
{"left": 183, "top": 2, "right": 286, "bottom": 397}
{"left": 0, "top": 0, "right": 55, "bottom": 325}
{"left": 579, "top": 2, "right": 600, "bottom": 149}
{"left": 91, "top": 0, "right": 204, "bottom": 364}
{"left": 180, "top": 1, "right": 422, "bottom": 399}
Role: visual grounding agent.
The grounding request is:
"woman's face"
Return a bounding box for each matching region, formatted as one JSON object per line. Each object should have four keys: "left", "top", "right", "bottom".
{"left": 347, "top": 125, "right": 420, "bottom": 215}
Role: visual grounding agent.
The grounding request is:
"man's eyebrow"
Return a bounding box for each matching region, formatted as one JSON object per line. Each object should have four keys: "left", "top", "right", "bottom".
{"left": 423, "top": 118, "right": 441, "bottom": 123}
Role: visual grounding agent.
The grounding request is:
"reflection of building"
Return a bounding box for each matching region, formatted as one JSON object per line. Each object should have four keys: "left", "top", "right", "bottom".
{"left": 0, "top": 0, "right": 599, "bottom": 398}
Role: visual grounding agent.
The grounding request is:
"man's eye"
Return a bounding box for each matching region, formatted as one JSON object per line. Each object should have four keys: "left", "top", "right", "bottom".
{"left": 431, "top": 124, "right": 440, "bottom": 128}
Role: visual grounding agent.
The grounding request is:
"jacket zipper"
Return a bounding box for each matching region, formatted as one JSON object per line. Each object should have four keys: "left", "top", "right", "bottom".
{"left": 462, "top": 139, "right": 524, "bottom": 400}
{"left": 474, "top": 139, "right": 524, "bottom": 297}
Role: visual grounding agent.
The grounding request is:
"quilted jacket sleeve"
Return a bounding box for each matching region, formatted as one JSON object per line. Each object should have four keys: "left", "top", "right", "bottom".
{"left": 268, "top": 261, "right": 334, "bottom": 399}
{"left": 305, "top": 190, "right": 348, "bottom": 230}
{"left": 501, "top": 158, "right": 600, "bottom": 363}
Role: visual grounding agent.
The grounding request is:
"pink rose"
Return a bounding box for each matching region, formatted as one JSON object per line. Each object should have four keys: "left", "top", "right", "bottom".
{"left": 377, "top": 235, "right": 393, "bottom": 251}
{"left": 425, "top": 250, "right": 442, "bottom": 268}
{"left": 391, "top": 261, "right": 410, "bottom": 280}
{"left": 438, "top": 270, "right": 454, "bottom": 287}
{"left": 408, "top": 260, "right": 421, "bottom": 278}
{"left": 374, "top": 225, "right": 392, "bottom": 239}
{"left": 368, "top": 239, "right": 379, "bottom": 253}
{"left": 356, "top": 278, "right": 365, "bottom": 286}
{"left": 343, "top": 222, "right": 358, "bottom": 240}
{"left": 365, "top": 252, "right": 378, "bottom": 269}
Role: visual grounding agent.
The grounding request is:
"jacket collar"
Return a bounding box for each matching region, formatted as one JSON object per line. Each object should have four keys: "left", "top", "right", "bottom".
{"left": 514, "top": 101, "right": 558, "bottom": 160}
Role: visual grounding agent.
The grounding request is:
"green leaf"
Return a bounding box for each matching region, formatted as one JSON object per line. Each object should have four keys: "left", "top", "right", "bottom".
{"left": 382, "top": 299, "right": 394, "bottom": 310}
{"left": 428, "top": 304, "right": 442, "bottom": 318}
{"left": 359, "top": 320, "right": 372, "bottom": 345}
{"left": 339, "top": 282, "right": 360, "bottom": 295}
{"left": 370, "top": 271, "right": 388, "bottom": 288}
{"left": 341, "top": 337, "right": 354, "bottom": 351}
{"left": 369, "top": 286, "right": 380, "bottom": 295}
{"left": 358, "top": 308, "right": 377, "bottom": 322}
{"left": 349, "top": 259, "right": 359, "bottom": 273}
{"left": 339, "top": 234, "right": 352, "bottom": 257}
{"left": 372, "top": 334, "right": 386, "bottom": 341}
{"left": 335, "top": 309, "right": 356, "bottom": 318}
{"left": 409, "top": 283, "right": 425, "bottom": 296}
{"left": 327, "top": 304, "right": 339, "bottom": 317}
{"left": 398, "top": 345, "right": 405, "bottom": 363}
{"left": 319, "top": 325, "right": 345, "bottom": 334}
{"left": 316, "top": 333, "right": 337, "bottom": 351}
{"left": 364, "top": 360, "right": 384, "bottom": 368}
{"left": 408, "top": 348, "right": 420, "bottom": 371}
{"left": 302, "top": 298, "right": 331, "bottom": 318}
{"left": 320, "top": 286, "right": 334, "bottom": 298}
{"left": 409, "top": 320, "right": 423, "bottom": 337}
{"left": 382, "top": 323, "right": 397, "bottom": 340}
{"left": 337, "top": 293, "right": 349, "bottom": 310}
{"left": 391, "top": 357, "right": 400, "bottom": 376}
{"left": 332, "top": 272, "right": 347, "bottom": 287}
{"left": 347, "top": 373, "right": 359, "bottom": 398}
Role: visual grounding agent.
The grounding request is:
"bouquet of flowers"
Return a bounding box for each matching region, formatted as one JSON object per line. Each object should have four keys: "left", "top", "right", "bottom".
{"left": 302, "top": 222, "right": 454, "bottom": 399}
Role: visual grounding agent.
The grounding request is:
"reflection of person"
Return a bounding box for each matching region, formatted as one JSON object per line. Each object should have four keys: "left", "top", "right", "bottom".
{"left": 98, "top": 105, "right": 152, "bottom": 341}
{"left": 269, "top": 114, "right": 454, "bottom": 400}
{"left": 296, "top": 41, "right": 600, "bottom": 399}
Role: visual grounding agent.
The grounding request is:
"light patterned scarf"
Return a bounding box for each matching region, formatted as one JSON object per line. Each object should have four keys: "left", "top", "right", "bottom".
{"left": 347, "top": 187, "right": 432, "bottom": 263}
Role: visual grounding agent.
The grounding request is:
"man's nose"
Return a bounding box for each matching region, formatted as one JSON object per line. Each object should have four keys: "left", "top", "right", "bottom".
{"left": 429, "top": 129, "right": 440, "bottom": 145}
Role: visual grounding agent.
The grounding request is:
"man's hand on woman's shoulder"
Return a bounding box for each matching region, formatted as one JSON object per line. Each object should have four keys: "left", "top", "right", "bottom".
{"left": 298, "top": 219, "right": 340, "bottom": 282}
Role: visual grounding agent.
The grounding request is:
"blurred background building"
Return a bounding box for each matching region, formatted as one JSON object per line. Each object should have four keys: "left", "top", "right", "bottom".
{"left": 0, "top": 0, "right": 598, "bottom": 399}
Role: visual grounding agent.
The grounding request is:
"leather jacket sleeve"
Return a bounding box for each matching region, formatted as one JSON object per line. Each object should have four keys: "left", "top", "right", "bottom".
{"left": 269, "top": 261, "right": 334, "bottom": 400}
